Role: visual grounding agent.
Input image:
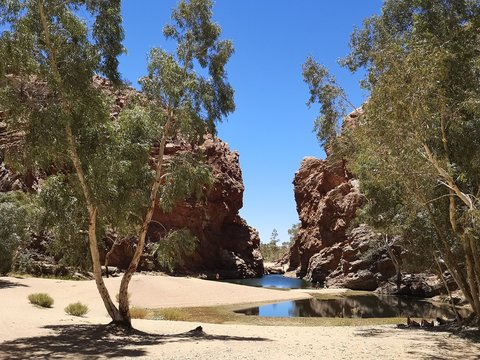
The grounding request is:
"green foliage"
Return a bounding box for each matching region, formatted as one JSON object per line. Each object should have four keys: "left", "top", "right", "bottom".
{"left": 0, "top": 191, "right": 37, "bottom": 274}
{"left": 342, "top": 0, "right": 480, "bottom": 267}
{"left": 159, "top": 153, "right": 213, "bottom": 212}
{"left": 287, "top": 223, "right": 300, "bottom": 246}
{"left": 305, "top": 1, "right": 480, "bottom": 273}
{"left": 140, "top": 0, "right": 235, "bottom": 138}
{"left": 260, "top": 228, "right": 289, "bottom": 262}
{"left": 305, "top": 0, "right": 480, "bottom": 317}
{"left": 138, "top": 0, "right": 234, "bottom": 274}
{"left": 28, "top": 293, "right": 54, "bottom": 308}
{"left": 302, "top": 57, "right": 354, "bottom": 149}
{"left": 37, "top": 175, "right": 91, "bottom": 270}
{"left": 0, "top": 0, "right": 234, "bottom": 325}
{"left": 0, "top": 0, "right": 139, "bottom": 271}
{"left": 269, "top": 228, "right": 279, "bottom": 244}
{"left": 64, "top": 301, "right": 89, "bottom": 317}
{"left": 154, "top": 229, "right": 198, "bottom": 272}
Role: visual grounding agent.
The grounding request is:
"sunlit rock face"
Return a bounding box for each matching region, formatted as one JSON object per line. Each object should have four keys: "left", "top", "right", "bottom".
{"left": 0, "top": 77, "right": 263, "bottom": 278}
{"left": 287, "top": 108, "right": 397, "bottom": 290}
{"left": 287, "top": 108, "right": 450, "bottom": 296}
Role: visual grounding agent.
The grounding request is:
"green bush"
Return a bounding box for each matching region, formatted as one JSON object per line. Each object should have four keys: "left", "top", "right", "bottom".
{"left": 130, "top": 307, "right": 148, "bottom": 319}
{"left": 0, "top": 192, "right": 36, "bottom": 275}
{"left": 28, "top": 293, "right": 54, "bottom": 308}
{"left": 64, "top": 302, "right": 89, "bottom": 317}
{"left": 155, "top": 229, "right": 198, "bottom": 272}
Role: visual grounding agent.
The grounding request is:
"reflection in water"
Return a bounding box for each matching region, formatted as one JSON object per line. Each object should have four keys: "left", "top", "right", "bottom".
{"left": 236, "top": 295, "right": 470, "bottom": 319}
{"left": 222, "top": 274, "right": 312, "bottom": 289}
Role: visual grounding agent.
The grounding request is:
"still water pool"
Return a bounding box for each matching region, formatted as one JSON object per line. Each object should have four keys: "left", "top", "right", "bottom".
{"left": 235, "top": 295, "right": 469, "bottom": 319}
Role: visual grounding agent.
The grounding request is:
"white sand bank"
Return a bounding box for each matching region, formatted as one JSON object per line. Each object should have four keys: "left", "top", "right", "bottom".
{"left": 0, "top": 274, "right": 479, "bottom": 359}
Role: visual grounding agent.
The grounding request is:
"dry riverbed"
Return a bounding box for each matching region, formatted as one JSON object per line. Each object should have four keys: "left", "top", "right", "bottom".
{"left": 0, "top": 274, "right": 479, "bottom": 359}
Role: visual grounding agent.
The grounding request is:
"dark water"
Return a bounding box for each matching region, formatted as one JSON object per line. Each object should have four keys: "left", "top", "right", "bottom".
{"left": 235, "top": 295, "right": 470, "bottom": 319}
{"left": 223, "top": 274, "right": 312, "bottom": 289}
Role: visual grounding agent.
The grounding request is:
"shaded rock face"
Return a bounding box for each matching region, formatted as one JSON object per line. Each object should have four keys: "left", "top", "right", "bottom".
{"left": 1, "top": 77, "right": 263, "bottom": 278}
{"left": 288, "top": 154, "right": 360, "bottom": 275}
{"left": 104, "top": 134, "right": 263, "bottom": 278}
{"left": 287, "top": 155, "right": 389, "bottom": 289}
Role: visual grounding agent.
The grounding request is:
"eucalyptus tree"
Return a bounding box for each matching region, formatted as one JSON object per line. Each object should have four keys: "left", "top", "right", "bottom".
{"left": 0, "top": 0, "right": 234, "bottom": 328}
{"left": 304, "top": 0, "right": 480, "bottom": 322}
{"left": 302, "top": 57, "right": 357, "bottom": 150}
{"left": 115, "top": 0, "right": 235, "bottom": 326}
{"left": 0, "top": 0, "right": 128, "bottom": 323}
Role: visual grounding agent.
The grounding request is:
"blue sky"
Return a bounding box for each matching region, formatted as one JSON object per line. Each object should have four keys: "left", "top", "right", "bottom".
{"left": 119, "top": 1, "right": 383, "bottom": 244}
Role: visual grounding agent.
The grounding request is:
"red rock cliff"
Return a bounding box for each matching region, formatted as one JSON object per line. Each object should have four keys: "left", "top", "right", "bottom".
{"left": 102, "top": 134, "right": 263, "bottom": 278}
{"left": 287, "top": 109, "right": 399, "bottom": 290}
{"left": 0, "top": 77, "right": 263, "bottom": 278}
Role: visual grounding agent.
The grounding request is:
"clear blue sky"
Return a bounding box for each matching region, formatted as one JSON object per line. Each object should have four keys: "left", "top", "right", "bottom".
{"left": 119, "top": 1, "right": 383, "bottom": 244}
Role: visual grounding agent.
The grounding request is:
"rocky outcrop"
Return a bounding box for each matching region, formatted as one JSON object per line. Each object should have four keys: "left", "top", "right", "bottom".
{"left": 0, "top": 77, "right": 263, "bottom": 278}
{"left": 102, "top": 134, "right": 263, "bottom": 278}
{"left": 287, "top": 154, "right": 378, "bottom": 286}
{"left": 287, "top": 149, "right": 361, "bottom": 275}
{"left": 288, "top": 108, "right": 444, "bottom": 294}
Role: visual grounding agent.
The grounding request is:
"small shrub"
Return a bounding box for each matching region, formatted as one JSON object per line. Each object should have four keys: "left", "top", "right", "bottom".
{"left": 64, "top": 302, "right": 89, "bottom": 317}
{"left": 28, "top": 293, "right": 54, "bottom": 308}
{"left": 130, "top": 307, "right": 148, "bottom": 319}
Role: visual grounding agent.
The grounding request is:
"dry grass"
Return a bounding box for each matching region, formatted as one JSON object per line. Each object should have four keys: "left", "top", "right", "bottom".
{"left": 152, "top": 308, "right": 189, "bottom": 321}
{"left": 115, "top": 292, "right": 132, "bottom": 303}
{"left": 28, "top": 293, "right": 54, "bottom": 308}
{"left": 130, "top": 307, "right": 148, "bottom": 319}
{"left": 64, "top": 302, "right": 89, "bottom": 317}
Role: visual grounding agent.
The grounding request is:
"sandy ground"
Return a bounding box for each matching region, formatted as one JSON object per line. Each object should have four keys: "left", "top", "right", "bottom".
{"left": 0, "top": 274, "right": 479, "bottom": 359}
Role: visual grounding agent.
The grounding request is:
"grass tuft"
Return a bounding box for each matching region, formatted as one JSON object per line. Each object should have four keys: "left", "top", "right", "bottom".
{"left": 28, "top": 293, "right": 54, "bottom": 308}
{"left": 154, "top": 308, "right": 187, "bottom": 321}
{"left": 64, "top": 302, "right": 89, "bottom": 317}
{"left": 130, "top": 307, "right": 148, "bottom": 319}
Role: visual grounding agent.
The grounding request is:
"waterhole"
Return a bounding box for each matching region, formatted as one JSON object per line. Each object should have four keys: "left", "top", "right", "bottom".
{"left": 235, "top": 295, "right": 468, "bottom": 319}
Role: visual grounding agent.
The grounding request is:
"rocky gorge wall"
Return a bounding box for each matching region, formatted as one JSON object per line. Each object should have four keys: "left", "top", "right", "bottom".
{"left": 102, "top": 133, "right": 263, "bottom": 278}
{"left": 286, "top": 155, "right": 397, "bottom": 291}
{"left": 286, "top": 109, "right": 448, "bottom": 296}
{"left": 0, "top": 77, "right": 263, "bottom": 278}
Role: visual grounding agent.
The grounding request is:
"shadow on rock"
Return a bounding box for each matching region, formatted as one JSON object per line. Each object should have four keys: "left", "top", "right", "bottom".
{"left": 0, "top": 323, "right": 270, "bottom": 359}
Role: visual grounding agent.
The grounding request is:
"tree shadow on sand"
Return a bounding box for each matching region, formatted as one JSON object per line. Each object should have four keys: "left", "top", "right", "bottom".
{"left": 0, "top": 323, "right": 270, "bottom": 359}
{"left": 0, "top": 279, "right": 28, "bottom": 289}
{"left": 354, "top": 326, "right": 480, "bottom": 360}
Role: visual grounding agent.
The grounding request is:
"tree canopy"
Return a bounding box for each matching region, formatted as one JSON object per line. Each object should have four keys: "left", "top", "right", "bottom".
{"left": 305, "top": 0, "right": 480, "bottom": 323}
{"left": 0, "top": 0, "right": 235, "bottom": 328}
